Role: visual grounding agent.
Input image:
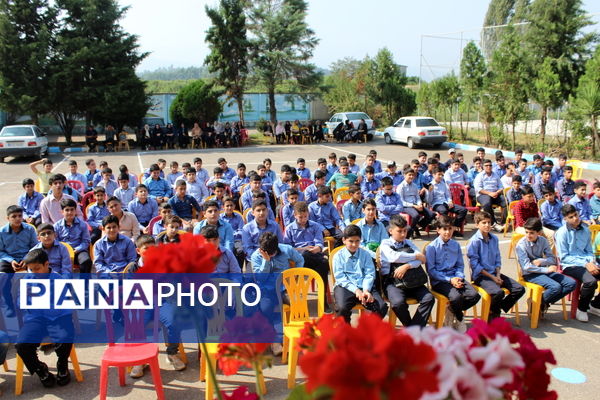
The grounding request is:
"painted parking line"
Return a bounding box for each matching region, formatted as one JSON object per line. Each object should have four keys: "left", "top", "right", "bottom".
{"left": 319, "top": 144, "right": 367, "bottom": 158}
{"left": 52, "top": 155, "right": 70, "bottom": 172}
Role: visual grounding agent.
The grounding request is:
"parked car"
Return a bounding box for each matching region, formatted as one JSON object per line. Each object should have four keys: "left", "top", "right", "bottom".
{"left": 383, "top": 116, "right": 447, "bottom": 148}
{"left": 325, "top": 112, "right": 376, "bottom": 141}
{"left": 0, "top": 125, "right": 48, "bottom": 162}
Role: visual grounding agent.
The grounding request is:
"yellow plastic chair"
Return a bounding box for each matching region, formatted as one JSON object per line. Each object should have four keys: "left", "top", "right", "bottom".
{"left": 243, "top": 208, "right": 252, "bottom": 223}
{"left": 537, "top": 198, "right": 546, "bottom": 210}
{"left": 471, "top": 284, "right": 520, "bottom": 325}
{"left": 351, "top": 218, "right": 363, "bottom": 225}
{"left": 85, "top": 201, "right": 97, "bottom": 219}
{"left": 333, "top": 186, "right": 350, "bottom": 202}
{"left": 15, "top": 344, "right": 83, "bottom": 395}
{"left": 34, "top": 178, "right": 42, "bottom": 194}
{"left": 280, "top": 268, "right": 324, "bottom": 389}
{"left": 204, "top": 194, "right": 216, "bottom": 202}
{"left": 589, "top": 224, "right": 600, "bottom": 250}
{"left": 503, "top": 200, "right": 520, "bottom": 237}
{"left": 566, "top": 160, "right": 584, "bottom": 180}
{"left": 511, "top": 233, "right": 568, "bottom": 328}
{"left": 61, "top": 241, "right": 75, "bottom": 265}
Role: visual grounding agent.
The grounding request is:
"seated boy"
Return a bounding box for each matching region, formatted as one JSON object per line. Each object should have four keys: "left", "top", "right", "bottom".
{"left": 516, "top": 217, "right": 576, "bottom": 316}
{"left": 168, "top": 180, "right": 201, "bottom": 229}
{"left": 87, "top": 186, "right": 110, "bottom": 243}
{"left": 157, "top": 215, "right": 182, "bottom": 244}
{"left": 84, "top": 158, "right": 98, "bottom": 192}
{"left": 327, "top": 160, "right": 358, "bottom": 190}
{"left": 568, "top": 180, "right": 594, "bottom": 225}
{"left": 16, "top": 249, "right": 74, "bottom": 388}
{"left": 114, "top": 174, "right": 135, "bottom": 210}
{"left": 556, "top": 165, "right": 575, "bottom": 202}
{"left": 539, "top": 187, "right": 563, "bottom": 231}
{"left": 506, "top": 175, "right": 524, "bottom": 203}
{"left": 246, "top": 191, "right": 276, "bottom": 221}
{"left": 124, "top": 234, "right": 156, "bottom": 274}
{"left": 166, "top": 161, "right": 183, "bottom": 188}
{"left": 379, "top": 215, "right": 434, "bottom": 327}
{"left": 230, "top": 163, "right": 249, "bottom": 199}
{"left": 282, "top": 176, "right": 305, "bottom": 204}
{"left": 304, "top": 170, "right": 326, "bottom": 204}
{"left": 555, "top": 204, "right": 600, "bottom": 322}
{"left": 143, "top": 164, "right": 172, "bottom": 203}
{"left": 474, "top": 159, "right": 506, "bottom": 231}
{"left": 444, "top": 159, "right": 470, "bottom": 192}
{"left": 273, "top": 164, "right": 292, "bottom": 199}
{"left": 500, "top": 162, "right": 516, "bottom": 189}
{"left": 65, "top": 160, "right": 87, "bottom": 191}
{"left": 185, "top": 167, "right": 209, "bottom": 204}
{"left": 467, "top": 211, "right": 525, "bottom": 321}
{"left": 220, "top": 197, "right": 245, "bottom": 266}
{"left": 193, "top": 200, "right": 235, "bottom": 251}
{"left": 308, "top": 186, "right": 343, "bottom": 242}
{"left": 360, "top": 166, "right": 380, "bottom": 200}
{"left": 356, "top": 199, "right": 388, "bottom": 255}
{"left": 40, "top": 174, "right": 82, "bottom": 224}
{"left": 31, "top": 223, "right": 72, "bottom": 277}
{"left": 591, "top": 181, "right": 600, "bottom": 224}
{"left": 426, "top": 215, "right": 481, "bottom": 332}
{"left": 217, "top": 157, "right": 236, "bottom": 181}
{"left": 97, "top": 168, "right": 118, "bottom": 196}
{"left": 212, "top": 182, "right": 227, "bottom": 209}
{"left": 514, "top": 186, "right": 555, "bottom": 247}
{"left": 553, "top": 154, "right": 567, "bottom": 181}
{"left": 19, "top": 178, "right": 44, "bottom": 226}
{"left": 54, "top": 198, "right": 92, "bottom": 273}
{"left": 342, "top": 185, "right": 363, "bottom": 227}
{"left": 201, "top": 225, "right": 241, "bottom": 273}
{"left": 241, "top": 200, "right": 283, "bottom": 263}
{"left": 152, "top": 203, "right": 173, "bottom": 236}
{"left": 332, "top": 225, "right": 388, "bottom": 323}
{"left": 397, "top": 167, "right": 434, "bottom": 239}
{"left": 281, "top": 189, "right": 299, "bottom": 227}
{"left": 532, "top": 167, "right": 554, "bottom": 201}
{"left": 375, "top": 177, "right": 403, "bottom": 227}
{"left": 376, "top": 160, "right": 403, "bottom": 188}
{"left": 193, "top": 157, "right": 210, "bottom": 184}
{"left": 428, "top": 167, "right": 467, "bottom": 233}
{"left": 296, "top": 158, "right": 311, "bottom": 180}
{"left": 127, "top": 184, "right": 159, "bottom": 229}
{"left": 29, "top": 158, "right": 53, "bottom": 194}
{"left": 207, "top": 167, "right": 230, "bottom": 190}
{"left": 93, "top": 215, "right": 137, "bottom": 273}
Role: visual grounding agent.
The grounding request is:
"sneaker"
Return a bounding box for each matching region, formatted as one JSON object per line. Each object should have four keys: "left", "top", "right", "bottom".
{"left": 493, "top": 224, "right": 504, "bottom": 232}
{"left": 576, "top": 309, "right": 589, "bottom": 322}
{"left": 588, "top": 305, "right": 600, "bottom": 318}
{"left": 35, "top": 363, "right": 56, "bottom": 388}
{"left": 129, "top": 364, "right": 147, "bottom": 378}
{"left": 166, "top": 354, "right": 186, "bottom": 371}
{"left": 453, "top": 319, "right": 468, "bottom": 333}
{"left": 56, "top": 368, "right": 71, "bottom": 386}
{"left": 270, "top": 343, "right": 283, "bottom": 357}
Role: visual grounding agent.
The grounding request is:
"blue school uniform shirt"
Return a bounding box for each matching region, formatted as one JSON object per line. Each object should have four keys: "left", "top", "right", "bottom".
{"left": 296, "top": 167, "right": 311, "bottom": 180}
{"left": 425, "top": 236, "right": 465, "bottom": 285}
{"left": 568, "top": 195, "right": 593, "bottom": 221}
{"left": 533, "top": 179, "right": 553, "bottom": 201}
{"left": 467, "top": 168, "right": 481, "bottom": 185}
{"left": 282, "top": 190, "right": 305, "bottom": 204}
{"left": 32, "top": 240, "right": 71, "bottom": 277}
{"left": 540, "top": 199, "right": 563, "bottom": 228}
{"left": 93, "top": 233, "right": 137, "bottom": 273}
{"left": 196, "top": 168, "right": 210, "bottom": 184}
{"left": 326, "top": 164, "right": 338, "bottom": 176}
{"left": 220, "top": 167, "right": 235, "bottom": 181}
{"left": 444, "top": 168, "right": 469, "bottom": 186}
{"left": 304, "top": 184, "right": 320, "bottom": 204}
{"left": 186, "top": 180, "right": 209, "bottom": 203}
{"left": 349, "top": 164, "right": 360, "bottom": 175}
{"left": 375, "top": 192, "right": 403, "bottom": 222}
{"left": 396, "top": 180, "right": 422, "bottom": 207}
{"left": 281, "top": 203, "right": 295, "bottom": 227}
{"left": 474, "top": 171, "right": 502, "bottom": 194}
{"left": 143, "top": 177, "right": 172, "bottom": 198}
{"left": 273, "top": 179, "right": 290, "bottom": 198}
{"left": 247, "top": 207, "right": 276, "bottom": 223}
{"left": 65, "top": 172, "right": 87, "bottom": 189}
{"left": 556, "top": 178, "right": 575, "bottom": 202}
{"left": 114, "top": 187, "right": 135, "bottom": 210}
{"left": 193, "top": 220, "right": 234, "bottom": 251}
{"left": 143, "top": 169, "right": 165, "bottom": 180}
{"left": 152, "top": 219, "right": 165, "bottom": 236}
{"left": 84, "top": 169, "right": 98, "bottom": 190}
{"left": 552, "top": 165, "right": 564, "bottom": 181}
{"left": 379, "top": 237, "right": 422, "bottom": 275}
{"left": 360, "top": 178, "right": 381, "bottom": 199}
{"left": 421, "top": 171, "right": 434, "bottom": 187}
{"left": 361, "top": 160, "right": 382, "bottom": 174}
{"left": 428, "top": 180, "right": 452, "bottom": 207}
{"left": 168, "top": 194, "right": 201, "bottom": 220}
{"left": 342, "top": 200, "right": 364, "bottom": 226}
{"left": 516, "top": 236, "right": 557, "bottom": 275}
{"left": 308, "top": 200, "right": 341, "bottom": 229}
{"left": 555, "top": 223, "right": 595, "bottom": 268}
{"left": 54, "top": 217, "right": 90, "bottom": 253}
{"left": 167, "top": 172, "right": 183, "bottom": 187}
{"left": 220, "top": 212, "right": 244, "bottom": 241}
{"left": 230, "top": 175, "right": 249, "bottom": 195}
{"left": 526, "top": 164, "right": 542, "bottom": 178}
{"left": 492, "top": 164, "right": 506, "bottom": 180}
{"left": 591, "top": 195, "right": 600, "bottom": 220}
{"left": 21, "top": 271, "right": 72, "bottom": 322}
{"left": 251, "top": 243, "right": 304, "bottom": 273}
{"left": 127, "top": 198, "right": 159, "bottom": 225}
{"left": 312, "top": 169, "right": 332, "bottom": 182}
{"left": 215, "top": 246, "right": 241, "bottom": 273}
{"left": 18, "top": 191, "right": 44, "bottom": 220}
{"left": 375, "top": 171, "right": 403, "bottom": 188}
{"left": 332, "top": 247, "right": 375, "bottom": 292}
{"left": 506, "top": 188, "right": 523, "bottom": 203}
{"left": 87, "top": 203, "right": 110, "bottom": 229}
{"left": 241, "top": 219, "right": 283, "bottom": 260}
{"left": 356, "top": 218, "right": 388, "bottom": 246}
{"left": 466, "top": 230, "right": 502, "bottom": 280}
{"left": 0, "top": 222, "right": 38, "bottom": 263}
{"left": 283, "top": 220, "right": 325, "bottom": 249}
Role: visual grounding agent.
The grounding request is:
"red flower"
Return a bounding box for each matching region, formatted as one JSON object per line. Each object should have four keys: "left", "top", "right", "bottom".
{"left": 137, "top": 234, "right": 220, "bottom": 273}
{"left": 220, "top": 386, "right": 259, "bottom": 400}
{"left": 217, "top": 343, "right": 270, "bottom": 375}
{"left": 298, "top": 313, "right": 439, "bottom": 400}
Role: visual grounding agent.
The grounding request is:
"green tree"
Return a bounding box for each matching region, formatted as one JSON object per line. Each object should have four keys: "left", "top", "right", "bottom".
{"left": 170, "top": 79, "right": 222, "bottom": 126}
{"left": 416, "top": 81, "right": 436, "bottom": 118}
{"left": 0, "top": 0, "right": 56, "bottom": 124}
{"left": 431, "top": 74, "right": 461, "bottom": 137}
{"left": 481, "top": 0, "right": 516, "bottom": 59}
{"left": 531, "top": 58, "right": 562, "bottom": 150}
{"left": 248, "top": 0, "right": 321, "bottom": 127}
{"left": 205, "top": 0, "right": 250, "bottom": 124}
{"left": 459, "top": 41, "right": 487, "bottom": 139}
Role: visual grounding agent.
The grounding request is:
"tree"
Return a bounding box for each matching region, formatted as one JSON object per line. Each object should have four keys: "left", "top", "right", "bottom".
{"left": 248, "top": 0, "right": 321, "bottom": 128}
{"left": 431, "top": 74, "right": 461, "bottom": 137}
{"left": 416, "top": 82, "right": 436, "bottom": 118}
{"left": 459, "top": 41, "right": 487, "bottom": 139}
{"left": 169, "top": 79, "right": 222, "bottom": 126}
{"left": 205, "top": 0, "right": 250, "bottom": 124}
{"left": 0, "top": 0, "right": 56, "bottom": 124}
{"left": 531, "top": 58, "right": 562, "bottom": 150}
{"left": 481, "top": 0, "right": 516, "bottom": 60}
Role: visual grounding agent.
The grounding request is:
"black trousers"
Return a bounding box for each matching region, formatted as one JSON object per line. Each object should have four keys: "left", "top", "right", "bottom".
{"left": 90, "top": 227, "right": 102, "bottom": 244}
{"left": 402, "top": 207, "right": 435, "bottom": 236}
{"left": 562, "top": 266, "right": 600, "bottom": 312}
{"left": 474, "top": 274, "right": 525, "bottom": 315}
{"left": 384, "top": 280, "right": 434, "bottom": 327}
{"left": 0, "top": 261, "right": 15, "bottom": 309}
{"left": 433, "top": 203, "right": 467, "bottom": 228}
{"left": 334, "top": 285, "right": 388, "bottom": 323}
{"left": 75, "top": 250, "right": 92, "bottom": 273}
{"left": 300, "top": 251, "right": 329, "bottom": 296}
{"left": 432, "top": 281, "right": 480, "bottom": 321}
{"left": 476, "top": 194, "right": 506, "bottom": 224}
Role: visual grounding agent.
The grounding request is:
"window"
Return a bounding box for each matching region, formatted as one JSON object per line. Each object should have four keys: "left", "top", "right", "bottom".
{"left": 415, "top": 118, "right": 439, "bottom": 127}
{"left": 395, "top": 119, "right": 405, "bottom": 127}
{"left": 0, "top": 126, "right": 34, "bottom": 137}
{"left": 403, "top": 119, "right": 412, "bottom": 128}
{"left": 345, "top": 112, "right": 369, "bottom": 121}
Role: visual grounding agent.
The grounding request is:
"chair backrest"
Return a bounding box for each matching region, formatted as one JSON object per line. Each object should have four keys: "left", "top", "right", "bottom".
{"left": 511, "top": 233, "right": 526, "bottom": 279}
{"left": 299, "top": 178, "right": 313, "bottom": 191}
{"left": 84, "top": 201, "right": 96, "bottom": 220}
{"left": 351, "top": 218, "right": 363, "bottom": 225}
{"left": 243, "top": 208, "right": 252, "bottom": 222}
{"left": 448, "top": 183, "right": 465, "bottom": 206}
{"left": 34, "top": 178, "right": 42, "bottom": 193}
{"left": 206, "top": 278, "right": 244, "bottom": 339}
{"left": 589, "top": 225, "right": 600, "bottom": 250}
{"left": 205, "top": 194, "right": 216, "bottom": 202}
{"left": 67, "top": 180, "right": 85, "bottom": 195}
{"left": 281, "top": 267, "right": 324, "bottom": 323}
{"left": 221, "top": 209, "right": 246, "bottom": 224}
{"left": 537, "top": 198, "right": 546, "bottom": 209}
{"left": 60, "top": 241, "right": 75, "bottom": 265}
{"left": 336, "top": 199, "right": 348, "bottom": 217}
{"left": 566, "top": 160, "right": 584, "bottom": 180}
{"left": 333, "top": 186, "right": 350, "bottom": 202}
{"left": 147, "top": 215, "right": 162, "bottom": 234}
{"left": 327, "top": 246, "right": 345, "bottom": 286}
{"left": 104, "top": 300, "right": 159, "bottom": 346}
{"left": 80, "top": 191, "right": 96, "bottom": 209}
{"left": 508, "top": 200, "right": 520, "bottom": 218}
{"left": 139, "top": 173, "right": 146, "bottom": 185}
{"left": 503, "top": 186, "right": 510, "bottom": 199}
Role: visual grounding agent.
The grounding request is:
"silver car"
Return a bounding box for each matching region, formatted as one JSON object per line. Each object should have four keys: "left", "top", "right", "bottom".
{"left": 0, "top": 125, "right": 49, "bottom": 162}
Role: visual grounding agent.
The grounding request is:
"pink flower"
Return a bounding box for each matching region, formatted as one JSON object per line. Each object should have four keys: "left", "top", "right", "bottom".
{"left": 450, "top": 365, "right": 489, "bottom": 400}
{"left": 221, "top": 386, "right": 259, "bottom": 400}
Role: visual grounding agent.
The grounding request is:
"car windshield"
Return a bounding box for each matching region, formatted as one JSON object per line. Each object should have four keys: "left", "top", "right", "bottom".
{"left": 415, "top": 118, "right": 439, "bottom": 127}
{"left": 345, "top": 113, "right": 369, "bottom": 120}
{"left": 0, "top": 127, "right": 33, "bottom": 137}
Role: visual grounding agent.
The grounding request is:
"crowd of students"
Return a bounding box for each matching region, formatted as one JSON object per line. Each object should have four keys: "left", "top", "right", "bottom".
{"left": 1, "top": 146, "right": 599, "bottom": 388}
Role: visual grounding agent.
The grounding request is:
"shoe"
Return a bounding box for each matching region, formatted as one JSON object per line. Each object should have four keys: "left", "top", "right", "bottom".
{"left": 413, "top": 229, "right": 422, "bottom": 239}
{"left": 541, "top": 302, "right": 550, "bottom": 319}
{"left": 588, "top": 305, "right": 600, "bottom": 318}
{"left": 453, "top": 319, "right": 467, "bottom": 333}
{"left": 35, "top": 363, "right": 56, "bottom": 388}
{"left": 488, "top": 311, "right": 501, "bottom": 322}
{"left": 56, "top": 367, "right": 71, "bottom": 386}
{"left": 576, "top": 309, "right": 589, "bottom": 322}
{"left": 271, "top": 343, "right": 283, "bottom": 357}
{"left": 130, "top": 364, "right": 147, "bottom": 378}
{"left": 166, "top": 354, "right": 186, "bottom": 371}
{"left": 493, "top": 224, "right": 504, "bottom": 232}
{"left": 443, "top": 308, "right": 455, "bottom": 327}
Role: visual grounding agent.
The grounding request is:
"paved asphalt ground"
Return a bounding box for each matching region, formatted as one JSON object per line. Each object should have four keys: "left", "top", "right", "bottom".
{"left": 0, "top": 136, "right": 597, "bottom": 399}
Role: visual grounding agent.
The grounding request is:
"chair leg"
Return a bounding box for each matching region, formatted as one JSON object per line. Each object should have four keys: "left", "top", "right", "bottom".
{"left": 99, "top": 362, "right": 109, "bottom": 400}
{"left": 388, "top": 310, "right": 397, "bottom": 328}
{"left": 570, "top": 284, "right": 581, "bottom": 319}
{"left": 204, "top": 353, "right": 216, "bottom": 400}
{"left": 199, "top": 351, "right": 206, "bottom": 382}
{"left": 287, "top": 337, "right": 298, "bottom": 389}
{"left": 15, "top": 354, "right": 23, "bottom": 395}
{"left": 70, "top": 346, "right": 84, "bottom": 382}
{"left": 178, "top": 343, "right": 188, "bottom": 364}
{"left": 530, "top": 289, "right": 543, "bottom": 329}
{"left": 282, "top": 335, "right": 289, "bottom": 363}
{"left": 513, "top": 301, "right": 520, "bottom": 326}
{"left": 561, "top": 297, "right": 569, "bottom": 320}
{"left": 149, "top": 358, "right": 165, "bottom": 400}
{"left": 435, "top": 299, "right": 447, "bottom": 328}
{"left": 118, "top": 366, "right": 126, "bottom": 386}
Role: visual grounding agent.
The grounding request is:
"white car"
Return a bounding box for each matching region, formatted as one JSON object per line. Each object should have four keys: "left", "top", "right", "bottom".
{"left": 383, "top": 116, "right": 447, "bottom": 148}
{"left": 0, "top": 125, "right": 49, "bottom": 162}
{"left": 325, "top": 112, "right": 376, "bottom": 141}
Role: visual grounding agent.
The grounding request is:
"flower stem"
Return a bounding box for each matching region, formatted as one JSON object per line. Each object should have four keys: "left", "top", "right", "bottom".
{"left": 201, "top": 342, "right": 224, "bottom": 400}
{"left": 253, "top": 361, "right": 264, "bottom": 400}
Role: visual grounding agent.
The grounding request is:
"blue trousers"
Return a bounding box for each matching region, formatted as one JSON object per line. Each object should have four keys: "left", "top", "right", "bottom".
{"left": 524, "top": 272, "right": 577, "bottom": 304}
{"left": 474, "top": 274, "right": 525, "bottom": 314}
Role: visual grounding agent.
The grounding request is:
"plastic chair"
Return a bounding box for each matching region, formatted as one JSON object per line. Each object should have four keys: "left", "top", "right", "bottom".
{"left": 243, "top": 208, "right": 252, "bottom": 222}
{"left": 34, "top": 178, "right": 42, "bottom": 194}
{"left": 566, "top": 160, "right": 584, "bottom": 180}
{"left": 280, "top": 268, "right": 324, "bottom": 389}
{"left": 590, "top": 225, "right": 600, "bottom": 254}
{"left": 351, "top": 218, "right": 363, "bottom": 225}
{"left": 138, "top": 173, "right": 146, "bottom": 185}
{"left": 15, "top": 344, "right": 83, "bottom": 395}
{"left": 328, "top": 246, "right": 364, "bottom": 313}
{"left": 335, "top": 199, "right": 348, "bottom": 219}
{"left": 147, "top": 216, "right": 162, "bottom": 234}
{"left": 333, "top": 186, "right": 350, "bottom": 202}
{"left": 221, "top": 209, "right": 246, "bottom": 224}
{"left": 299, "top": 178, "right": 313, "bottom": 191}
{"left": 503, "top": 200, "right": 520, "bottom": 237}
{"left": 61, "top": 241, "right": 75, "bottom": 265}
{"left": 80, "top": 190, "right": 96, "bottom": 210}
{"left": 99, "top": 307, "right": 164, "bottom": 400}
{"left": 204, "top": 194, "right": 216, "bottom": 202}
{"left": 67, "top": 180, "right": 85, "bottom": 196}
{"left": 448, "top": 183, "right": 480, "bottom": 214}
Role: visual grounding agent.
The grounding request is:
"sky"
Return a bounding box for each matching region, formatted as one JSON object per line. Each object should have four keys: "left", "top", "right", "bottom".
{"left": 120, "top": 0, "right": 600, "bottom": 81}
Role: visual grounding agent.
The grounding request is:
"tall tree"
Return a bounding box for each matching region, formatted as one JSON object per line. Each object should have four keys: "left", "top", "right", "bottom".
{"left": 459, "top": 41, "right": 487, "bottom": 139}
{"left": 170, "top": 79, "right": 223, "bottom": 126}
{"left": 481, "top": 0, "right": 516, "bottom": 60}
{"left": 0, "top": 0, "right": 56, "bottom": 124}
{"left": 530, "top": 58, "right": 562, "bottom": 150}
{"left": 205, "top": 0, "right": 250, "bottom": 124}
{"left": 431, "top": 74, "right": 461, "bottom": 137}
{"left": 248, "top": 0, "right": 320, "bottom": 127}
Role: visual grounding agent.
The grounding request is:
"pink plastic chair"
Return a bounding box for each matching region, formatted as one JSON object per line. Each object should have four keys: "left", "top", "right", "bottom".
{"left": 67, "top": 180, "right": 85, "bottom": 196}
{"left": 299, "top": 178, "right": 313, "bottom": 191}
{"left": 147, "top": 216, "right": 162, "bottom": 234}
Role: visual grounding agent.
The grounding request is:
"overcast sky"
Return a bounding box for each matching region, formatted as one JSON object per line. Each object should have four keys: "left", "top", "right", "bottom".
{"left": 120, "top": 0, "right": 600, "bottom": 81}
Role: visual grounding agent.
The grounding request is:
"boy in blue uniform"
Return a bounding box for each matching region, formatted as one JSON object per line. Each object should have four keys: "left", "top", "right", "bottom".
{"left": 87, "top": 186, "right": 109, "bottom": 243}
{"left": 16, "top": 249, "right": 74, "bottom": 388}
{"left": 379, "top": 215, "right": 434, "bottom": 327}
{"left": 540, "top": 188, "right": 563, "bottom": 231}
{"left": 19, "top": 178, "right": 44, "bottom": 226}
{"left": 308, "top": 186, "right": 342, "bottom": 243}
{"left": 516, "top": 217, "right": 576, "bottom": 317}
{"left": 193, "top": 200, "right": 234, "bottom": 251}
{"left": 467, "top": 211, "right": 524, "bottom": 321}
{"left": 143, "top": 164, "right": 172, "bottom": 203}
{"left": 356, "top": 199, "right": 388, "bottom": 256}
{"left": 375, "top": 177, "right": 403, "bottom": 227}
{"left": 304, "top": 170, "right": 326, "bottom": 204}
{"left": 333, "top": 225, "right": 388, "bottom": 323}
{"left": 428, "top": 167, "right": 467, "bottom": 233}
{"left": 201, "top": 225, "right": 241, "bottom": 273}
{"left": 296, "top": 158, "right": 311, "bottom": 180}
{"left": 426, "top": 215, "right": 480, "bottom": 332}
{"left": 568, "top": 180, "right": 594, "bottom": 225}
{"left": 397, "top": 167, "right": 434, "bottom": 239}
{"left": 55, "top": 198, "right": 92, "bottom": 273}
{"left": 128, "top": 184, "right": 159, "bottom": 229}
{"left": 93, "top": 215, "right": 137, "bottom": 273}
{"left": 32, "top": 223, "right": 72, "bottom": 277}
{"left": 360, "top": 166, "right": 380, "bottom": 200}
{"left": 342, "top": 185, "right": 363, "bottom": 227}
{"left": 506, "top": 175, "right": 524, "bottom": 203}
{"left": 168, "top": 180, "right": 201, "bottom": 230}
{"left": 242, "top": 200, "right": 283, "bottom": 264}
{"left": 556, "top": 166, "right": 575, "bottom": 202}
{"left": 474, "top": 159, "right": 506, "bottom": 230}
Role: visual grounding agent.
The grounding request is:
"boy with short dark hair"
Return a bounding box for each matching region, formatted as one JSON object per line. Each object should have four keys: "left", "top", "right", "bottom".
{"left": 29, "top": 158, "right": 53, "bottom": 194}
{"left": 375, "top": 176, "right": 402, "bottom": 226}
{"left": 152, "top": 203, "right": 172, "bottom": 236}
{"left": 273, "top": 164, "right": 293, "bottom": 198}
{"left": 282, "top": 175, "right": 305, "bottom": 204}
{"left": 396, "top": 167, "right": 434, "bottom": 239}
{"left": 193, "top": 200, "right": 234, "bottom": 251}
{"left": 506, "top": 175, "right": 524, "bottom": 203}
{"left": 296, "top": 158, "right": 311, "bottom": 180}
{"left": 333, "top": 225, "right": 388, "bottom": 323}
{"left": 55, "top": 198, "right": 92, "bottom": 273}
{"left": 128, "top": 184, "right": 159, "bottom": 229}
{"left": 19, "top": 178, "right": 44, "bottom": 226}
{"left": 516, "top": 217, "right": 576, "bottom": 317}
{"left": 556, "top": 165, "right": 575, "bottom": 202}
{"left": 468, "top": 211, "right": 525, "bottom": 321}
{"left": 84, "top": 158, "right": 98, "bottom": 192}
{"left": 157, "top": 215, "right": 182, "bottom": 244}
{"left": 93, "top": 215, "right": 137, "bottom": 273}
{"left": 124, "top": 234, "right": 156, "bottom": 274}
{"left": 40, "top": 174, "right": 82, "bottom": 224}
{"left": 166, "top": 161, "right": 182, "bottom": 188}
{"left": 308, "top": 186, "right": 342, "bottom": 240}
{"left": 281, "top": 189, "right": 299, "bottom": 227}
{"left": 474, "top": 158, "right": 506, "bottom": 231}
{"left": 426, "top": 215, "right": 480, "bottom": 332}
{"left": 193, "top": 157, "right": 210, "bottom": 184}
{"left": 380, "top": 215, "right": 434, "bottom": 327}
{"left": 106, "top": 196, "right": 141, "bottom": 240}
{"left": 429, "top": 167, "right": 467, "bottom": 232}
{"left": 218, "top": 157, "right": 236, "bottom": 181}
{"left": 31, "top": 223, "right": 71, "bottom": 276}
{"left": 169, "top": 180, "right": 201, "bottom": 227}
{"left": 65, "top": 160, "right": 87, "bottom": 189}
{"left": 201, "top": 225, "right": 241, "bottom": 273}
{"left": 327, "top": 160, "right": 357, "bottom": 190}
{"left": 540, "top": 188, "right": 563, "bottom": 231}
{"left": 342, "top": 185, "right": 363, "bottom": 227}
{"left": 360, "top": 166, "right": 380, "bottom": 199}
{"left": 326, "top": 153, "right": 338, "bottom": 176}
{"left": 347, "top": 153, "right": 360, "bottom": 175}
{"left": 230, "top": 163, "right": 249, "bottom": 199}
{"left": 185, "top": 167, "right": 209, "bottom": 203}
{"left": 143, "top": 164, "right": 172, "bottom": 203}
{"left": 533, "top": 167, "right": 553, "bottom": 201}
{"left": 87, "top": 186, "right": 109, "bottom": 242}
{"left": 242, "top": 200, "right": 283, "bottom": 262}
{"left": 591, "top": 181, "right": 600, "bottom": 223}
{"left": 97, "top": 168, "right": 118, "bottom": 196}
{"left": 568, "top": 180, "right": 594, "bottom": 225}
{"left": 312, "top": 158, "right": 331, "bottom": 182}
{"left": 305, "top": 170, "right": 326, "bottom": 204}
{"left": 114, "top": 173, "right": 135, "bottom": 209}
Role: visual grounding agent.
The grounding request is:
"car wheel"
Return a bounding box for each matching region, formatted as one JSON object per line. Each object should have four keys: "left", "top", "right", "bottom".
{"left": 384, "top": 134, "right": 393, "bottom": 144}
{"left": 407, "top": 137, "right": 416, "bottom": 149}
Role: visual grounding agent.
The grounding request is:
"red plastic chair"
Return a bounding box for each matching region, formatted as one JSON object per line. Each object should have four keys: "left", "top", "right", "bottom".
{"left": 147, "top": 216, "right": 162, "bottom": 234}
{"left": 448, "top": 183, "right": 480, "bottom": 213}
{"left": 67, "top": 180, "right": 85, "bottom": 196}
{"left": 299, "top": 178, "right": 313, "bottom": 191}
{"left": 81, "top": 191, "right": 96, "bottom": 212}
{"left": 100, "top": 307, "right": 164, "bottom": 400}
{"left": 336, "top": 199, "right": 348, "bottom": 219}
{"left": 399, "top": 212, "right": 412, "bottom": 227}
